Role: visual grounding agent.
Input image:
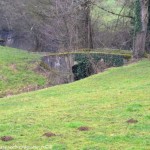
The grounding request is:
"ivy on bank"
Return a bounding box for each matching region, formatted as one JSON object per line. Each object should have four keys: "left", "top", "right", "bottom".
{"left": 73, "top": 52, "right": 131, "bottom": 80}
{"left": 134, "top": 0, "right": 142, "bottom": 34}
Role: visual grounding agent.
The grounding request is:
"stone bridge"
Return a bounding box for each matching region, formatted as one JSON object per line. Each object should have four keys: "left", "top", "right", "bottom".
{"left": 41, "top": 51, "right": 132, "bottom": 85}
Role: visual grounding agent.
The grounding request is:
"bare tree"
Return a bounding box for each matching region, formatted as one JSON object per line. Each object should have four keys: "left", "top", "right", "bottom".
{"left": 0, "top": 0, "right": 137, "bottom": 53}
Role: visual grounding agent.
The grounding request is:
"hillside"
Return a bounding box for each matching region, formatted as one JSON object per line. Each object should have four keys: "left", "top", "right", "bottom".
{"left": 0, "top": 59, "right": 150, "bottom": 149}
{"left": 0, "top": 46, "right": 47, "bottom": 97}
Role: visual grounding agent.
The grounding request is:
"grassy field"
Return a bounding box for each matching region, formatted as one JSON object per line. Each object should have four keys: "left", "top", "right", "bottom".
{"left": 0, "top": 58, "right": 150, "bottom": 149}
{"left": 0, "top": 46, "right": 46, "bottom": 97}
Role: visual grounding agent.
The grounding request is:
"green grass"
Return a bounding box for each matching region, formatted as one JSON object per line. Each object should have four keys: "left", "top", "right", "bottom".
{"left": 0, "top": 46, "right": 46, "bottom": 97}
{"left": 0, "top": 59, "right": 150, "bottom": 149}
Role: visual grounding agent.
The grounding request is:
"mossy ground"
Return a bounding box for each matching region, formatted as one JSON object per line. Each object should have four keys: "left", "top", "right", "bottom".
{"left": 0, "top": 57, "right": 150, "bottom": 149}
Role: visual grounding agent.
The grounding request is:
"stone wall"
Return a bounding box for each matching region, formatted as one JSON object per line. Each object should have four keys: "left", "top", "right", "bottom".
{"left": 41, "top": 54, "right": 74, "bottom": 85}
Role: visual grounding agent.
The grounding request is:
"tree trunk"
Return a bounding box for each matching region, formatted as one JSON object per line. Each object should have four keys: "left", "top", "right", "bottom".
{"left": 87, "top": 7, "right": 94, "bottom": 49}
{"left": 133, "top": 0, "right": 149, "bottom": 58}
{"left": 78, "top": 0, "right": 93, "bottom": 49}
{"left": 134, "top": 31, "right": 147, "bottom": 58}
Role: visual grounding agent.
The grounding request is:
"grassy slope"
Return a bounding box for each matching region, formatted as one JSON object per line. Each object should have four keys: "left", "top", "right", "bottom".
{"left": 0, "top": 59, "right": 150, "bottom": 149}
{"left": 0, "top": 46, "right": 46, "bottom": 97}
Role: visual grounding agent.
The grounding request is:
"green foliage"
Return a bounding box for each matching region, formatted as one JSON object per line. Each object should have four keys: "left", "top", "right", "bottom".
{"left": 87, "top": 53, "right": 124, "bottom": 66}
{"left": 73, "top": 53, "right": 127, "bottom": 80}
{"left": 72, "top": 62, "right": 91, "bottom": 80}
{"left": 134, "top": 0, "right": 142, "bottom": 33}
{"left": 148, "top": 2, "right": 150, "bottom": 31}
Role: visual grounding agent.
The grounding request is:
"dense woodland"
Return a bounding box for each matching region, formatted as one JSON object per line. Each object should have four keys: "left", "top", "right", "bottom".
{"left": 0, "top": 0, "right": 150, "bottom": 58}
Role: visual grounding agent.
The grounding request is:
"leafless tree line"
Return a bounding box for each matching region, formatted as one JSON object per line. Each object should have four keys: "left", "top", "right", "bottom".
{"left": 0, "top": 0, "right": 134, "bottom": 52}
